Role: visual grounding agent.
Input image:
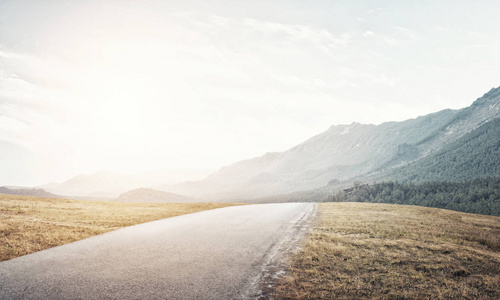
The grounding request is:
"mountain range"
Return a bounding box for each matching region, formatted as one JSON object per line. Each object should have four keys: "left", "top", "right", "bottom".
{"left": 165, "top": 86, "right": 500, "bottom": 200}
{"left": 13, "top": 85, "right": 500, "bottom": 202}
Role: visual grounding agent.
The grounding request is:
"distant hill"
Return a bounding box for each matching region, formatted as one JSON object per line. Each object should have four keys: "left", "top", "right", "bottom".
{"left": 43, "top": 171, "right": 143, "bottom": 198}
{"left": 169, "top": 85, "right": 500, "bottom": 200}
{"left": 0, "top": 187, "right": 61, "bottom": 198}
{"left": 117, "top": 188, "right": 195, "bottom": 203}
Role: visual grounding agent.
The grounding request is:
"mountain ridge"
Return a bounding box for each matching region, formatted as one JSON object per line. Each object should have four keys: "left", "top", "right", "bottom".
{"left": 164, "top": 85, "right": 500, "bottom": 200}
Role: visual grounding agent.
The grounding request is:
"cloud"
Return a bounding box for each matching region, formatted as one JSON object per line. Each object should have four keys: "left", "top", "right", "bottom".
{"left": 242, "top": 18, "right": 346, "bottom": 47}
{"left": 0, "top": 49, "right": 30, "bottom": 60}
{"left": 393, "top": 26, "right": 419, "bottom": 43}
{"left": 363, "top": 31, "right": 375, "bottom": 38}
{"left": 0, "top": 47, "right": 69, "bottom": 162}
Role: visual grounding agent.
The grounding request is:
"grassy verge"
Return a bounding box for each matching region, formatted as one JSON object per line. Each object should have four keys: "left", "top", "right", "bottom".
{"left": 0, "top": 193, "right": 241, "bottom": 262}
{"left": 272, "top": 202, "right": 500, "bottom": 299}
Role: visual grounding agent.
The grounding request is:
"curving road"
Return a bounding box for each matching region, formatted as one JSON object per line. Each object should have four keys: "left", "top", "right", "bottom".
{"left": 0, "top": 203, "right": 315, "bottom": 299}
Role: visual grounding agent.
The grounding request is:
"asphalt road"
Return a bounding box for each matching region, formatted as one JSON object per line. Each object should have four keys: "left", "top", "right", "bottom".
{"left": 0, "top": 203, "right": 316, "bottom": 299}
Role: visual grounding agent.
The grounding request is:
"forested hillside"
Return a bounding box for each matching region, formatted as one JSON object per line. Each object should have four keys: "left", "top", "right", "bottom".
{"left": 382, "top": 117, "right": 500, "bottom": 182}
{"left": 328, "top": 178, "right": 500, "bottom": 216}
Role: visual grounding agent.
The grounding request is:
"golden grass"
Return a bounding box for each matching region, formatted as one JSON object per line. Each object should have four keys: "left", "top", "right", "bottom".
{"left": 0, "top": 193, "right": 241, "bottom": 262}
{"left": 273, "top": 202, "right": 500, "bottom": 299}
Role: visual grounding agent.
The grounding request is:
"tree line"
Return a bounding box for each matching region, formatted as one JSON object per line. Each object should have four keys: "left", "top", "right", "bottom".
{"left": 327, "top": 178, "right": 500, "bottom": 216}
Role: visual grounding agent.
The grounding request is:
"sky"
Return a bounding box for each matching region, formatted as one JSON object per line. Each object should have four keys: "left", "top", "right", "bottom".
{"left": 1, "top": 0, "right": 500, "bottom": 186}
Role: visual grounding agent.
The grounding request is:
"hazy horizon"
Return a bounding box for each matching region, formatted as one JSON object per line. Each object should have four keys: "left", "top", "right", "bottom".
{"left": 1, "top": 0, "right": 500, "bottom": 186}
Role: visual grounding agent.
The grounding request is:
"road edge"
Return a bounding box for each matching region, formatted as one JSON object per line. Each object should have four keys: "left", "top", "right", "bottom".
{"left": 241, "top": 202, "right": 318, "bottom": 299}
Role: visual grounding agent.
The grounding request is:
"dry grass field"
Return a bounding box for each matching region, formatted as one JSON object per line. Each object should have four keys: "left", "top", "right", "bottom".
{"left": 0, "top": 193, "right": 240, "bottom": 262}
{"left": 273, "top": 202, "right": 500, "bottom": 299}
